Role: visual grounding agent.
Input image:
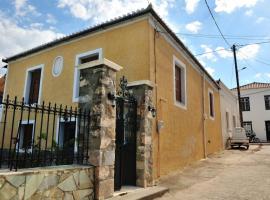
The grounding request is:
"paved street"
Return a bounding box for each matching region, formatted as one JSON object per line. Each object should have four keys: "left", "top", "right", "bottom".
{"left": 156, "top": 145, "right": 270, "bottom": 200}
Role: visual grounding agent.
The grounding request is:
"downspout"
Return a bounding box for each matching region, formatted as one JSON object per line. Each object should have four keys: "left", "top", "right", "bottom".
{"left": 153, "top": 27, "right": 161, "bottom": 178}
{"left": 202, "top": 73, "right": 207, "bottom": 158}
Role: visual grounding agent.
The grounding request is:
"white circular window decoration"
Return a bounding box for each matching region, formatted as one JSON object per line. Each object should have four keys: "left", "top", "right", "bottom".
{"left": 52, "top": 56, "right": 63, "bottom": 77}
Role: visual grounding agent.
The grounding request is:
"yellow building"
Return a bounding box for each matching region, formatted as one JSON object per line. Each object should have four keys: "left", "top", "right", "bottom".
{"left": 2, "top": 5, "right": 222, "bottom": 190}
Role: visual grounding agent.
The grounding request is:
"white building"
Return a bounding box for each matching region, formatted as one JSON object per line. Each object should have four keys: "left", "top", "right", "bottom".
{"left": 217, "top": 80, "right": 240, "bottom": 148}
{"left": 233, "top": 82, "right": 270, "bottom": 142}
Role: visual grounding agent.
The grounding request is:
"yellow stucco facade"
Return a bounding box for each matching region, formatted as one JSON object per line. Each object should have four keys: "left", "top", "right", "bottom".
{"left": 3, "top": 15, "right": 222, "bottom": 180}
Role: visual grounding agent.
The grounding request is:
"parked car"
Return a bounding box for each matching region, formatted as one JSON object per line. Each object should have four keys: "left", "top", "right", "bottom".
{"left": 228, "top": 127, "right": 249, "bottom": 150}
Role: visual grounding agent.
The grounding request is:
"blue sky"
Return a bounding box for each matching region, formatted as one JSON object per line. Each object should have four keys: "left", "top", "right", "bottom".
{"left": 0, "top": 0, "right": 270, "bottom": 88}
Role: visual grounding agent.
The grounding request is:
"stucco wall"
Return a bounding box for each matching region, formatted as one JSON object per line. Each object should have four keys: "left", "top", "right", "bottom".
{"left": 0, "top": 165, "right": 94, "bottom": 200}
{"left": 219, "top": 83, "right": 240, "bottom": 148}
{"left": 148, "top": 24, "right": 222, "bottom": 178}
{"left": 240, "top": 88, "right": 270, "bottom": 141}
{"left": 5, "top": 18, "right": 150, "bottom": 106}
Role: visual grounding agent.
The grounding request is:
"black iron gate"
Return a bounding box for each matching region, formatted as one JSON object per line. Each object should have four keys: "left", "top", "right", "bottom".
{"left": 114, "top": 77, "right": 137, "bottom": 191}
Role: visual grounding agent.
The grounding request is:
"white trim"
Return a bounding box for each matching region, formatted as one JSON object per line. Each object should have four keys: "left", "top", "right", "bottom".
{"left": 73, "top": 48, "right": 103, "bottom": 102}
{"left": 16, "top": 120, "right": 35, "bottom": 152}
{"left": 127, "top": 80, "right": 155, "bottom": 88}
{"left": 208, "top": 88, "right": 215, "bottom": 120}
{"left": 0, "top": 66, "right": 8, "bottom": 121}
{"left": 77, "top": 58, "right": 122, "bottom": 71}
{"left": 55, "top": 117, "right": 78, "bottom": 153}
{"left": 173, "top": 55, "right": 187, "bottom": 110}
{"left": 52, "top": 56, "right": 64, "bottom": 77}
{"left": 23, "top": 64, "right": 44, "bottom": 105}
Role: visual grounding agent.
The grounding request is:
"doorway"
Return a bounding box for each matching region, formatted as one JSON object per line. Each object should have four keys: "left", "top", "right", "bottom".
{"left": 266, "top": 121, "right": 270, "bottom": 141}
{"left": 114, "top": 78, "right": 137, "bottom": 191}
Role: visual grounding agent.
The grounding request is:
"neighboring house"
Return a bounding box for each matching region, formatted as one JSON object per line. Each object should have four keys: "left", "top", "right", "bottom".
{"left": 232, "top": 82, "right": 270, "bottom": 141}
{"left": 217, "top": 80, "right": 240, "bottom": 148}
{"left": 2, "top": 6, "right": 223, "bottom": 191}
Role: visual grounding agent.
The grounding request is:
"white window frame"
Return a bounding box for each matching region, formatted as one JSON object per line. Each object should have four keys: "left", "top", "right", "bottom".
{"left": 173, "top": 55, "right": 187, "bottom": 110}
{"left": 73, "top": 48, "right": 103, "bottom": 102}
{"left": 55, "top": 117, "right": 78, "bottom": 153}
{"left": 208, "top": 88, "right": 215, "bottom": 120}
{"left": 16, "top": 120, "right": 35, "bottom": 152}
{"left": 23, "top": 64, "right": 44, "bottom": 105}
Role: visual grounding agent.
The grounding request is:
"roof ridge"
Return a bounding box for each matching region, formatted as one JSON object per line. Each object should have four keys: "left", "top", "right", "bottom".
{"left": 2, "top": 6, "right": 150, "bottom": 63}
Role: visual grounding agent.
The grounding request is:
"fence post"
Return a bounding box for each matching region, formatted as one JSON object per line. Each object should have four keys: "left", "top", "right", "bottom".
{"left": 78, "top": 59, "right": 122, "bottom": 200}
{"left": 127, "top": 80, "right": 155, "bottom": 187}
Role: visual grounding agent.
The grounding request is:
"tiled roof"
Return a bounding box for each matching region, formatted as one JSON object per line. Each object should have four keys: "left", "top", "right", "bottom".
{"left": 232, "top": 82, "right": 270, "bottom": 90}
{"left": 2, "top": 4, "right": 220, "bottom": 89}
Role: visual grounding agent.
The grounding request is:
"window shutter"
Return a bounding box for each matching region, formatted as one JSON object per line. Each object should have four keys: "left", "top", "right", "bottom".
{"left": 175, "top": 66, "right": 182, "bottom": 102}
{"left": 29, "top": 70, "right": 41, "bottom": 104}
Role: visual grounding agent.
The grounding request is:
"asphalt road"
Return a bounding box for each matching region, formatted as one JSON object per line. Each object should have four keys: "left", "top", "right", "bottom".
{"left": 156, "top": 145, "right": 270, "bottom": 200}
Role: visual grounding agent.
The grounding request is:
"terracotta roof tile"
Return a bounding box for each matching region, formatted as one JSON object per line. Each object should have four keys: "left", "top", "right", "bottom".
{"left": 232, "top": 82, "right": 270, "bottom": 90}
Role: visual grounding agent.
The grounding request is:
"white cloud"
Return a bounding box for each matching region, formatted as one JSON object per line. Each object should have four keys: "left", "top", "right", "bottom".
{"left": 238, "top": 44, "right": 260, "bottom": 60}
{"left": 185, "top": 0, "right": 200, "bottom": 14}
{"left": 256, "top": 17, "right": 265, "bottom": 24}
{"left": 0, "top": 13, "right": 63, "bottom": 68}
{"left": 57, "top": 0, "right": 175, "bottom": 23}
{"left": 245, "top": 9, "right": 253, "bottom": 16}
{"left": 185, "top": 21, "right": 202, "bottom": 33}
{"left": 215, "top": 44, "right": 260, "bottom": 61}
{"left": 205, "top": 67, "right": 215, "bottom": 76}
{"left": 200, "top": 44, "right": 217, "bottom": 61}
{"left": 13, "top": 0, "right": 39, "bottom": 16}
{"left": 46, "top": 14, "right": 57, "bottom": 24}
{"left": 214, "top": 0, "right": 259, "bottom": 14}
{"left": 254, "top": 73, "right": 270, "bottom": 81}
{"left": 254, "top": 73, "right": 262, "bottom": 78}
{"left": 216, "top": 46, "right": 232, "bottom": 58}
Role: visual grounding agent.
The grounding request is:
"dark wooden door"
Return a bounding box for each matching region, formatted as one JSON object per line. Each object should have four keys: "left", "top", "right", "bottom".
{"left": 114, "top": 98, "right": 137, "bottom": 191}
{"left": 266, "top": 121, "right": 270, "bottom": 141}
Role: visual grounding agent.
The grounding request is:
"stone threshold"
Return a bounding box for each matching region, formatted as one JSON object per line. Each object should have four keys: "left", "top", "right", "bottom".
{"left": 108, "top": 186, "right": 169, "bottom": 200}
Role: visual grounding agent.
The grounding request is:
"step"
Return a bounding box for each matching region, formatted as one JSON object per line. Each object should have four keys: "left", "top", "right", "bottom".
{"left": 108, "top": 186, "right": 169, "bottom": 200}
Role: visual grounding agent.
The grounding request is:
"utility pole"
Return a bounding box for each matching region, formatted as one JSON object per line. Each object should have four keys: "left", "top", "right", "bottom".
{"left": 232, "top": 44, "right": 243, "bottom": 127}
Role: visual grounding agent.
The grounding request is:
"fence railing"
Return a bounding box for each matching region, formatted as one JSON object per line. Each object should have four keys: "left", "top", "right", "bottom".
{"left": 0, "top": 95, "right": 91, "bottom": 171}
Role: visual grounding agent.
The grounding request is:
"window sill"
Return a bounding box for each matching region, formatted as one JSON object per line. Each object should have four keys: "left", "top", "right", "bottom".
{"left": 174, "top": 101, "right": 187, "bottom": 110}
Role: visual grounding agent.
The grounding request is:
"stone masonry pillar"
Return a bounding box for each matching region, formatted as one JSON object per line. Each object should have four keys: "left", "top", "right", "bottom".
{"left": 79, "top": 59, "right": 122, "bottom": 200}
{"left": 127, "top": 80, "right": 154, "bottom": 188}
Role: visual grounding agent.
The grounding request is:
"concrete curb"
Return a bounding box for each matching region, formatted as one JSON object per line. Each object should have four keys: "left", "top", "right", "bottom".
{"left": 109, "top": 186, "right": 169, "bottom": 200}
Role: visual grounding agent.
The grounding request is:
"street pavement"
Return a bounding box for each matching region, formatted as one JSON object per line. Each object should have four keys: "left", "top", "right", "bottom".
{"left": 156, "top": 145, "right": 270, "bottom": 200}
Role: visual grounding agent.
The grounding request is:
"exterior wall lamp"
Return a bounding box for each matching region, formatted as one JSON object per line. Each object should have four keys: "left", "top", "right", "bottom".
{"left": 148, "top": 105, "right": 156, "bottom": 118}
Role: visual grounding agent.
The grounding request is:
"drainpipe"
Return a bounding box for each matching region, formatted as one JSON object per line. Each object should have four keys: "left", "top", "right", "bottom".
{"left": 202, "top": 73, "right": 207, "bottom": 158}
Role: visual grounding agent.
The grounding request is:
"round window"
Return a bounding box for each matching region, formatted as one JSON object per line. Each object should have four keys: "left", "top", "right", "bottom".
{"left": 52, "top": 56, "right": 63, "bottom": 77}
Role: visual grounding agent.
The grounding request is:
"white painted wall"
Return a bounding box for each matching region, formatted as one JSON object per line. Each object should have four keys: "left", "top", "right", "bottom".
{"left": 219, "top": 81, "right": 240, "bottom": 148}
{"left": 240, "top": 88, "right": 270, "bottom": 141}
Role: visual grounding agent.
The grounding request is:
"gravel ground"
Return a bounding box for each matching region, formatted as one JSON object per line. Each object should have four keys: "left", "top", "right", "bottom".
{"left": 156, "top": 144, "right": 270, "bottom": 200}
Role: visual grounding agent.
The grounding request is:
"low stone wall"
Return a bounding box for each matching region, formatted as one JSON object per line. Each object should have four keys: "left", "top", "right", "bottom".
{"left": 0, "top": 165, "right": 94, "bottom": 200}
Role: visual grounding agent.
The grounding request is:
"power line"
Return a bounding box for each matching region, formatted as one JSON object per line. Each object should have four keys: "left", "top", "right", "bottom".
{"left": 194, "top": 48, "right": 231, "bottom": 56}
{"left": 238, "top": 40, "right": 270, "bottom": 47}
{"left": 238, "top": 52, "right": 270, "bottom": 83}
{"left": 204, "top": 0, "right": 231, "bottom": 47}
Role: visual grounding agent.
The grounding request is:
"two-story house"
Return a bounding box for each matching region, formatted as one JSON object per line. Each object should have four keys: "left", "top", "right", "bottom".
{"left": 233, "top": 82, "right": 270, "bottom": 141}
{"left": 1, "top": 5, "right": 223, "bottom": 193}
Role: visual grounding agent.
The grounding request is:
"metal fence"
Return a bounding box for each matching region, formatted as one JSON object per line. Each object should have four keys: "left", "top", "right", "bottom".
{"left": 0, "top": 95, "right": 91, "bottom": 171}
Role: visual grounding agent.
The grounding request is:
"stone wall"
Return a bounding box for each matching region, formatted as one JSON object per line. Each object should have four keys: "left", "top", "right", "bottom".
{"left": 0, "top": 165, "right": 94, "bottom": 200}
{"left": 79, "top": 60, "right": 121, "bottom": 199}
{"left": 128, "top": 82, "right": 154, "bottom": 187}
